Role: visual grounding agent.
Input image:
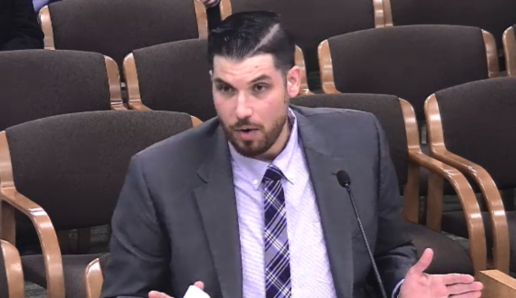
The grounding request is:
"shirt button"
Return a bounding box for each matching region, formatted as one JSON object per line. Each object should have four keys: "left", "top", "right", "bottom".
{"left": 253, "top": 179, "right": 258, "bottom": 185}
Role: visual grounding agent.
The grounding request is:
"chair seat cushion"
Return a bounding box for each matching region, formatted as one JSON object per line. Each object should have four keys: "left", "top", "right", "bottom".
{"left": 22, "top": 253, "right": 103, "bottom": 298}
{"left": 405, "top": 222, "right": 474, "bottom": 275}
{"left": 442, "top": 211, "right": 516, "bottom": 272}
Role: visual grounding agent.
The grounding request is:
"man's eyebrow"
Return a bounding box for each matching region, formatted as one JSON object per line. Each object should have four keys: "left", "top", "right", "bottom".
{"left": 250, "top": 75, "right": 272, "bottom": 84}
{"left": 213, "top": 78, "right": 232, "bottom": 86}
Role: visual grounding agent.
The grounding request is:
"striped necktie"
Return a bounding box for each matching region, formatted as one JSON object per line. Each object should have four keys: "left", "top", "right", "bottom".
{"left": 262, "top": 164, "right": 291, "bottom": 298}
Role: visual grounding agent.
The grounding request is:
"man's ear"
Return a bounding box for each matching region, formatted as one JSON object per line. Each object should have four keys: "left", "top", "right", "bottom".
{"left": 286, "top": 66, "right": 301, "bottom": 98}
{"left": 209, "top": 70, "right": 213, "bottom": 78}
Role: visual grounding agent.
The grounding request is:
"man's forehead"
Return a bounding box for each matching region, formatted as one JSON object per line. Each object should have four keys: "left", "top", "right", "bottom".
{"left": 212, "top": 54, "right": 278, "bottom": 76}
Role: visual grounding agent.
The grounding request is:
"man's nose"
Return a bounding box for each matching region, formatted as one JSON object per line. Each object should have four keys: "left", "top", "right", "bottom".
{"left": 235, "top": 93, "right": 252, "bottom": 119}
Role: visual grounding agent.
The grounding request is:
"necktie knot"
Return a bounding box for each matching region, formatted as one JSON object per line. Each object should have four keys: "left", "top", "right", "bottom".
{"left": 263, "top": 164, "right": 283, "bottom": 182}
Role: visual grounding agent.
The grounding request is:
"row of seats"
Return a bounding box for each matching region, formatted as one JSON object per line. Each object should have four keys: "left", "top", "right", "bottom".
{"left": 2, "top": 23, "right": 514, "bottom": 130}
{"left": 2, "top": 76, "right": 516, "bottom": 297}
{"left": 37, "top": 0, "right": 516, "bottom": 83}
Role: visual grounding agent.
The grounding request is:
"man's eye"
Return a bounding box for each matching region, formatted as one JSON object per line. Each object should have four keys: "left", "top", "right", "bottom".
{"left": 253, "top": 84, "right": 268, "bottom": 92}
{"left": 217, "top": 85, "right": 234, "bottom": 93}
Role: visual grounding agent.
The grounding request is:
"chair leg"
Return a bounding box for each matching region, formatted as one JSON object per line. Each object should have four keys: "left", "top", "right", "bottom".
{"left": 1, "top": 202, "right": 16, "bottom": 244}
{"left": 427, "top": 172, "right": 444, "bottom": 232}
{"left": 403, "top": 163, "right": 420, "bottom": 223}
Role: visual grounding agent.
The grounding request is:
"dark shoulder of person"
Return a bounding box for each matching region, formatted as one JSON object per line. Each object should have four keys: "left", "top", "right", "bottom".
{"left": 0, "top": 0, "right": 44, "bottom": 51}
{"left": 0, "top": 0, "right": 14, "bottom": 47}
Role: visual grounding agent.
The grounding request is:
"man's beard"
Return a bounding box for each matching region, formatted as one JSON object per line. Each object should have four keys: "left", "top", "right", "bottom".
{"left": 223, "top": 113, "right": 288, "bottom": 159}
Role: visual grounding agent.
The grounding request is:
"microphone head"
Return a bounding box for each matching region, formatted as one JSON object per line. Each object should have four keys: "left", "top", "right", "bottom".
{"left": 336, "top": 170, "right": 351, "bottom": 187}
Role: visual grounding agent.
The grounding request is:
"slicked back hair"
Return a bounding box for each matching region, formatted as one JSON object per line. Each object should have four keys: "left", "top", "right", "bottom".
{"left": 208, "top": 11, "right": 295, "bottom": 74}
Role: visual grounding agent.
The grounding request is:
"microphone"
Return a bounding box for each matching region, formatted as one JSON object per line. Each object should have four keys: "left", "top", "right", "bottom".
{"left": 336, "top": 170, "right": 388, "bottom": 298}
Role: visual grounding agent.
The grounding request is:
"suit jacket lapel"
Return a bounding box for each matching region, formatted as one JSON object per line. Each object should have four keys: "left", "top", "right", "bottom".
{"left": 194, "top": 127, "right": 242, "bottom": 298}
{"left": 296, "top": 109, "right": 355, "bottom": 298}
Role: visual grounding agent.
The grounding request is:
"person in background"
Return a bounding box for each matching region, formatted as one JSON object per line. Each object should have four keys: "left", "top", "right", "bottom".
{"left": 33, "top": 0, "right": 49, "bottom": 12}
{"left": 0, "top": 0, "right": 43, "bottom": 51}
{"left": 198, "top": 0, "right": 222, "bottom": 30}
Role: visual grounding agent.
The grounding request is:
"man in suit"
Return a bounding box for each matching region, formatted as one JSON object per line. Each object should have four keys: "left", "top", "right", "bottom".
{"left": 102, "top": 11, "right": 483, "bottom": 298}
{"left": 0, "top": 0, "right": 43, "bottom": 51}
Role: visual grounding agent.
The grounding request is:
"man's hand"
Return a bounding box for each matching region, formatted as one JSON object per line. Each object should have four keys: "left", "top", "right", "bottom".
{"left": 400, "top": 249, "right": 483, "bottom": 298}
{"left": 149, "top": 281, "right": 205, "bottom": 298}
{"left": 197, "top": 0, "right": 220, "bottom": 8}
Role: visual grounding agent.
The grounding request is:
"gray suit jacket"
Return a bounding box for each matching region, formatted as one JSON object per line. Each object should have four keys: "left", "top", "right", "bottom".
{"left": 102, "top": 105, "right": 417, "bottom": 298}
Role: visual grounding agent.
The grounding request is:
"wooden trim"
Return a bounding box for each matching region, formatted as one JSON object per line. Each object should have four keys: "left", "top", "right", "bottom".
{"left": 503, "top": 27, "right": 516, "bottom": 77}
{"left": 480, "top": 270, "right": 516, "bottom": 297}
{"left": 123, "top": 53, "right": 151, "bottom": 110}
{"left": 401, "top": 99, "right": 487, "bottom": 276}
{"left": 38, "top": 6, "right": 55, "bottom": 50}
{"left": 1, "top": 240, "right": 25, "bottom": 298}
{"left": 104, "top": 56, "right": 125, "bottom": 111}
{"left": 425, "top": 94, "right": 510, "bottom": 274}
{"left": 373, "top": 0, "right": 386, "bottom": 27}
{"left": 85, "top": 258, "right": 103, "bottom": 298}
{"left": 0, "top": 131, "right": 65, "bottom": 298}
{"left": 399, "top": 99, "right": 421, "bottom": 223}
{"left": 318, "top": 40, "right": 339, "bottom": 94}
{"left": 193, "top": 0, "right": 209, "bottom": 38}
{"left": 482, "top": 30, "right": 500, "bottom": 78}
{"left": 382, "top": 0, "right": 393, "bottom": 27}
{"left": 219, "top": 0, "right": 232, "bottom": 20}
{"left": 191, "top": 116, "right": 202, "bottom": 127}
{"left": 294, "top": 46, "right": 313, "bottom": 96}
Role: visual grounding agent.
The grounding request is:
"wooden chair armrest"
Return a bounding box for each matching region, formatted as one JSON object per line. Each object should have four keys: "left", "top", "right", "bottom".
{"left": 480, "top": 270, "right": 516, "bottom": 297}
{"left": 409, "top": 151, "right": 487, "bottom": 276}
{"left": 431, "top": 150, "right": 510, "bottom": 273}
{"left": 298, "top": 90, "right": 316, "bottom": 96}
{"left": 110, "top": 102, "right": 127, "bottom": 111}
{"left": 1, "top": 240, "right": 25, "bottom": 298}
{"left": 1, "top": 189, "right": 65, "bottom": 298}
{"left": 321, "top": 84, "right": 340, "bottom": 94}
{"left": 85, "top": 258, "right": 103, "bottom": 298}
{"left": 128, "top": 102, "right": 152, "bottom": 111}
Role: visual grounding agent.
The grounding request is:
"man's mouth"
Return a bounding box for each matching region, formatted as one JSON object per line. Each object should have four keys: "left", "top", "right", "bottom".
{"left": 235, "top": 128, "right": 259, "bottom": 140}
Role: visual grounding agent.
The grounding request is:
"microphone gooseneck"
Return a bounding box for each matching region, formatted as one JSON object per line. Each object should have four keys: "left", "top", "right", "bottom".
{"left": 336, "top": 170, "right": 388, "bottom": 298}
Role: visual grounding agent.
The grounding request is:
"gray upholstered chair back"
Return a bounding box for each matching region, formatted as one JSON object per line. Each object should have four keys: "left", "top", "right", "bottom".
{"left": 326, "top": 25, "right": 494, "bottom": 120}
{"left": 225, "top": 0, "right": 379, "bottom": 72}
{"left": 434, "top": 77, "right": 516, "bottom": 190}
{"left": 388, "top": 0, "right": 516, "bottom": 48}
{"left": 130, "top": 39, "right": 215, "bottom": 121}
{"left": 0, "top": 50, "right": 116, "bottom": 130}
{"left": 47, "top": 0, "right": 203, "bottom": 69}
{"left": 291, "top": 93, "right": 408, "bottom": 185}
{"left": 5, "top": 111, "right": 194, "bottom": 230}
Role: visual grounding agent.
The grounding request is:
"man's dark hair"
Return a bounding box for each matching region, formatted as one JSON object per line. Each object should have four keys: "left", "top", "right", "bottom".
{"left": 208, "top": 11, "right": 295, "bottom": 73}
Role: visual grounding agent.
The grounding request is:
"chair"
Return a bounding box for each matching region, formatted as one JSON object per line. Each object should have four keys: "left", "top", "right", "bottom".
{"left": 84, "top": 254, "right": 110, "bottom": 298}
{"left": 220, "top": 0, "right": 387, "bottom": 89}
{"left": 384, "top": 0, "right": 516, "bottom": 53}
{"left": 0, "top": 240, "right": 24, "bottom": 298}
{"left": 0, "top": 49, "right": 125, "bottom": 131}
{"left": 123, "top": 39, "right": 311, "bottom": 120}
{"left": 0, "top": 111, "right": 202, "bottom": 298}
{"left": 39, "top": 0, "right": 208, "bottom": 74}
{"left": 503, "top": 25, "right": 516, "bottom": 76}
{"left": 318, "top": 25, "right": 499, "bottom": 121}
{"left": 290, "top": 93, "right": 486, "bottom": 276}
{"left": 426, "top": 77, "right": 516, "bottom": 274}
